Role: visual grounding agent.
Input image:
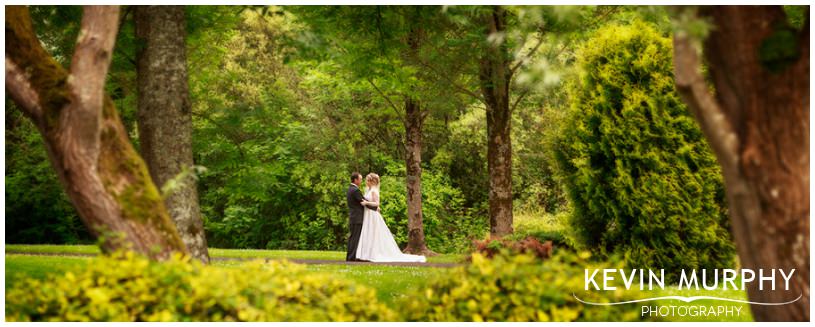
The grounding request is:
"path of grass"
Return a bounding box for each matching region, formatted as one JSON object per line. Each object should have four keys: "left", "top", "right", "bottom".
{"left": 4, "top": 244, "right": 462, "bottom": 263}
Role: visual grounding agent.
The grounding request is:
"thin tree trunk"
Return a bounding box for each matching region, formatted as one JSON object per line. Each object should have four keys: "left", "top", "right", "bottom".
{"left": 401, "top": 20, "right": 436, "bottom": 256}
{"left": 479, "top": 6, "right": 514, "bottom": 237}
{"left": 5, "top": 6, "right": 188, "bottom": 260}
{"left": 402, "top": 97, "right": 436, "bottom": 256}
{"left": 673, "top": 6, "right": 809, "bottom": 321}
{"left": 135, "top": 6, "right": 210, "bottom": 263}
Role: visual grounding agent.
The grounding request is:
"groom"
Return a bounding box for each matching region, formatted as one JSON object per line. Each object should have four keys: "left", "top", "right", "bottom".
{"left": 346, "top": 172, "right": 378, "bottom": 261}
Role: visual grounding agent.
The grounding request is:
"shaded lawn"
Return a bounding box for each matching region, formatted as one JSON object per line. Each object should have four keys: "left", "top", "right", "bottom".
{"left": 4, "top": 244, "right": 462, "bottom": 263}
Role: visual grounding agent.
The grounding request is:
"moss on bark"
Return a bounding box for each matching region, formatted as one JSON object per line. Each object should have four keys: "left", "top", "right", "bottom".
{"left": 6, "top": 6, "right": 188, "bottom": 258}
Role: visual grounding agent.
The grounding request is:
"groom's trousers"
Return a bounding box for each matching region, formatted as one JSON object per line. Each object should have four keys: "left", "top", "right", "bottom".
{"left": 346, "top": 222, "right": 364, "bottom": 261}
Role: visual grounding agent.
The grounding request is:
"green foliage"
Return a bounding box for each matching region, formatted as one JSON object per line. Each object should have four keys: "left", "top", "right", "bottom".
{"left": 6, "top": 252, "right": 396, "bottom": 322}
{"left": 759, "top": 25, "right": 801, "bottom": 73}
{"left": 378, "top": 162, "right": 488, "bottom": 253}
{"left": 782, "top": 5, "right": 807, "bottom": 30}
{"left": 430, "top": 108, "right": 490, "bottom": 213}
{"left": 554, "top": 21, "right": 735, "bottom": 281}
{"left": 401, "top": 251, "right": 651, "bottom": 322}
{"left": 508, "top": 211, "right": 576, "bottom": 249}
{"left": 10, "top": 5, "right": 742, "bottom": 264}
{"left": 5, "top": 105, "right": 90, "bottom": 244}
{"left": 7, "top": 248, "right": 754, "bottom": 322}
{"left": 192, "top": 11, "right": 492, "bottom": 252}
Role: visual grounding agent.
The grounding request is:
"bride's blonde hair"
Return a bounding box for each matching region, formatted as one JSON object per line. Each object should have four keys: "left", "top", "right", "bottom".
{"left": 365, "top": 173, "right": 380, "bottom": 188}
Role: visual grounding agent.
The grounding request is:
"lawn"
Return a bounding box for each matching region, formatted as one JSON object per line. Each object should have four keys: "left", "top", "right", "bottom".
{"left": 4, "top": 244, "right": 462, "bottom": 263}
{"left": 5, "top": 245, "right": 754, "bottom": 321}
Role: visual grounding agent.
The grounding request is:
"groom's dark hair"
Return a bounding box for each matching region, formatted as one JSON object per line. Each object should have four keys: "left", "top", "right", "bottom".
{"left": 351, "top": 172, "right": 362, "bottom": 183}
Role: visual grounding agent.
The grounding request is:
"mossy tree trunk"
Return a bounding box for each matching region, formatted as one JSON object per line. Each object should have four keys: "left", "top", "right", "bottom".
{"left": 673, "top": 6, "right": 809, "bottom": 321}
{"left": 5, "top": 5, "right": 189, "bottom": 260}
{"left": 479, "top": 5, "right": 514, "bottom": 238}
{"left": 135, "top": 6, "right": 210, "bottom": 263}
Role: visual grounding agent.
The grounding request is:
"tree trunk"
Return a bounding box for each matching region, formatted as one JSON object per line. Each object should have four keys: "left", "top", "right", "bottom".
{"left": 479, "top": 6, "right": 514, "bottom": 237}
{"left": 402, "top": 97, "right": 436, "bottom": 256}
{"left": 135, "top": 6, "right": 210, "bottom": 263}
{"left": 5, "top": 6, "right": 189, "bottom": 260}
{"left": 401, "top": 20, "right": 436, "bottom": 256}
{"left": 673, "top": 6, "right": 809, "bottom": 321}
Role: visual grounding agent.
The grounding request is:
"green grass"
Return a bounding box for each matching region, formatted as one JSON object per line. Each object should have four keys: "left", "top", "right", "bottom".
{"left": 5, "top": 244, "right": 462, "bottom": 263}
{"left": 302, "top": 264, "right": 441, "bottom": 305}
{"left": 5, "top": 254, "right": 90, "bottom": 289}
{"left": 6, "top": 244, "right": 100, "bottom": 255}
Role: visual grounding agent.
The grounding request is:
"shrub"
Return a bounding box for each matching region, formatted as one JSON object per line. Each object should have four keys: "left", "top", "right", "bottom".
{"left": 402, "top": 251, "right": 652, "bottom": 322}
{"left": 471, "top": 236, "right": 554, "bottom": 260}
{"left": 553, "top": 21, "right": 735, "bottom": 281}
{"left": 5, "top": 252, "right": 396, "bottom": 322}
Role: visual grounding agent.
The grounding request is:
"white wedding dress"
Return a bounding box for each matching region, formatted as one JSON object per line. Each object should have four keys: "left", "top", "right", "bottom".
{"left": 355, "top": 187, "right": 426, "bottom": 263}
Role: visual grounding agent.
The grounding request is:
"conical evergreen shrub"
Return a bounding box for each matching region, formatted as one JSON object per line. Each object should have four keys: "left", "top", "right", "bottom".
{"left": 554, "top": 21, "right": 735, "bottom": 281}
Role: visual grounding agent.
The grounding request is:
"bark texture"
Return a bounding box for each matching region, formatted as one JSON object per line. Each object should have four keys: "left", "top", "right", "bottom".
{"left": 479, "top": 6, "right": 514, "bottom": 237}
{"left": 401, "top": 22, "right": 436, "bottom": 256}
{"left": 673, "top": 6, "right": 809, "bottom": 321}
{"left": 135, "top": 6, "right": 210, "bottom": 263}
{"left": 5, "top": 6, "right": 189, "bottom": 260}
{"left": 402, "top": 97, "right": 435, "bottom": 256}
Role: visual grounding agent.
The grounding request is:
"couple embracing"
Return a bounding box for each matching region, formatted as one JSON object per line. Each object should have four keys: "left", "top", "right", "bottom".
{"left": 345, "top": 172, "right": 426, "bottom": 263}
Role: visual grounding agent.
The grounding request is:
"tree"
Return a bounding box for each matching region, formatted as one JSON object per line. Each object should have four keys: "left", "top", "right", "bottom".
{"left": 478, "top": 6, "right": 515, "bottom": 237}
{"left": 400, "top": 16, "right": 433, "bottom": 256}
{"left": 5, "top": 5, "right": 188, "bottom": 260}
{"left": 673, "top": 6, "right": 809, "bottom": 321}
{"left": 135, "top": 6, "right": 210, "bottom": 263}
{"left": 425, "top": 5, "right": 548, "bottom": 237}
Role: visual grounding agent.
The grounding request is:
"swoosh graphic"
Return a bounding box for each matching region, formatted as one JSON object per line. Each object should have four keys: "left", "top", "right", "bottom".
{"left": 573, "top": 293, "right": 802, "bottom": 306}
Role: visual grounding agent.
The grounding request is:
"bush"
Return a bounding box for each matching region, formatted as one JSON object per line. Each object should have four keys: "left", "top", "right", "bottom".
{"left": 402, "top": 251, "right": 651, "bottom": 322}
{"left": 471, "top": 236, "right": 553, "bottom": 260}
{"left": 554, "top": 21, "right": 735, "bottom": 281}
{"left": 5, "top": 252, "right": 396, "bottom": 322}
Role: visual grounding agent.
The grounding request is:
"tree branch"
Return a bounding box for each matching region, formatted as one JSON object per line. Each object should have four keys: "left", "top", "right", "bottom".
{"left": 415, "top": 57, "right": 485, "bottom": 104}
{"left": 510, "top": 86, "right": 531, "bottom": 114}
{"left": 510, "top": 30, "right": 545, "bottom": 75}
{"left": 365, "top": 77, "right": 406, "bottom": 125}
{"left": 69, "top": 6, "right": 120, "bottom": 114}
{"left": 5, "top": 58, "right": 43, "bottom": 121}
{"left": 5, "top": 6, "right": 70, "bottom": 123}
{"left": 672, "top": 32, "right": 740, "bottom": 172}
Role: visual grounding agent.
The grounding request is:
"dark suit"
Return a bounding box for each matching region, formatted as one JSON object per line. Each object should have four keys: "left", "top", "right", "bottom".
{"left": 346, "top": 183, "right": 377, "bottom": 261}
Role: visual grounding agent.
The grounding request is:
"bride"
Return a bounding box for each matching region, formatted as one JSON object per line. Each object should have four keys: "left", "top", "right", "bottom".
{"left": 356, "top": 173, "right": 426, "bottom": 263}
